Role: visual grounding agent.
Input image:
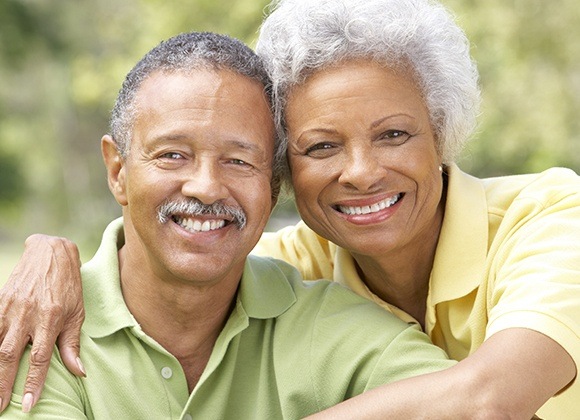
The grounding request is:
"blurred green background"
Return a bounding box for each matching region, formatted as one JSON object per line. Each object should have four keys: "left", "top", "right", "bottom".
{"left": 1, "top": 0, "right": 579, "bottom": 278}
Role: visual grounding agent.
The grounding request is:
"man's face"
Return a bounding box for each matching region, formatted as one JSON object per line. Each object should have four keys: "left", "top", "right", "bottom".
{"left": 110, "top": 69, "right": 275, "bottom": 286}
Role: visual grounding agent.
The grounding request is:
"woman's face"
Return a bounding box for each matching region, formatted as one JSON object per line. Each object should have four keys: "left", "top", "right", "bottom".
{"left": 285, "top": 60, "right": 444, "bottom": 259}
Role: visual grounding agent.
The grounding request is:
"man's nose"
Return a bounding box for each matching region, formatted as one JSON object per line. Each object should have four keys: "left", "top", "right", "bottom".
{"left": 180, "top": 160, "right": 229, "bottom": 204}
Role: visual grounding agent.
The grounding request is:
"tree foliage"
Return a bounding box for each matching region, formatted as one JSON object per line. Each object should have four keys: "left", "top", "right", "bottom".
{"left": 0, "top": 0, "right": 578, "bottom": 253}
{"left": 448, "top": 0, "right": 580, "bottom": 175}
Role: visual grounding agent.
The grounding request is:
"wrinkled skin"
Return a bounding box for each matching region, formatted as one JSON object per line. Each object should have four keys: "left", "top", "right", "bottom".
{"left": 0, "top": 234, "right": 85, "bottom": 412}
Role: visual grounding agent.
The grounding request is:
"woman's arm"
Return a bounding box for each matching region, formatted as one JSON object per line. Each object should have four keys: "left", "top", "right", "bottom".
{"left": 0, "top": 234, "right": 85, "bottom": 413}
{"left": 306, "top": 328, "right": 576, "bottom": 419}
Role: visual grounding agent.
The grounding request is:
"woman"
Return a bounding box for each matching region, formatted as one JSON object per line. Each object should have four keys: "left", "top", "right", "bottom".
{"left": 2, "top": 0, "right": 578, "bottom": 417}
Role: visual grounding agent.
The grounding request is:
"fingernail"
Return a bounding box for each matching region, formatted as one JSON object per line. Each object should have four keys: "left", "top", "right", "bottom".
{"left": 22, "top": 393, "right": 34, "bottom": 413}
{"left": 77, "top": 357, "right": 86, "bottom": 377}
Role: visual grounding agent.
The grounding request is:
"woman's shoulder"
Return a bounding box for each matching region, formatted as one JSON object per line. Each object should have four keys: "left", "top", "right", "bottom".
{"left": 475, "top": 167, "right": 580, "bottom": 210}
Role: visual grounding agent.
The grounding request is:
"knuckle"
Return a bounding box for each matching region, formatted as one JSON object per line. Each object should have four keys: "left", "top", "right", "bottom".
{"left": 39, "top": 303, "right": 65, "bottom": 325}
{"left": 29, "top": 345, "right": 53, "bottom": 367}
{"left": 0, "top": 377, "right": 10, "bottom": 393}
{"left": 26, "top": 233, "right": 65, "bottom": 246}
{"left": 0, "top": 341, "right": 23, "bottom": 365}
{"left": 7, "top": 296, "right": 39, "bottom": 317}
{"left": 52, "top": 236, "right": 80, "bottom": 257}
{"left": 24, "top": 359, "right": 48, "bottom": 389}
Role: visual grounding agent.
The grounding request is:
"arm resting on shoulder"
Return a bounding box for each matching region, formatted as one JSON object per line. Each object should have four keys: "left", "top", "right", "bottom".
{"left": 306, "top": 328, "right": 576, "bottom": 419}
{"left": 0, "top": 234, "right": 85, "bottom": 413}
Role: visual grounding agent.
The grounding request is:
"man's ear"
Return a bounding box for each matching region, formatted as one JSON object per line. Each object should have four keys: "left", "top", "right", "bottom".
{"left": 101, "top": 135, "right": 128, "bottom": 206}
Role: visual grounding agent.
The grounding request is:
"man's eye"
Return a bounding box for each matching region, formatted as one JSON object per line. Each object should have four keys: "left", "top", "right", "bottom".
{"left": 227, "top": 158, "right": 254, "bottom": 168}
{"left": 159, "top": 152, "right": 184, "bottom": 160}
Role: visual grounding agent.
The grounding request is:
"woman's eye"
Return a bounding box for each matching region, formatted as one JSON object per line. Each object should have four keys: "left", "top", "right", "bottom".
{"left": 305, "top": 142, "right": 336, "bottom": 157}
{"left": 380, "top": 130, "right": 411, "bottom": 143}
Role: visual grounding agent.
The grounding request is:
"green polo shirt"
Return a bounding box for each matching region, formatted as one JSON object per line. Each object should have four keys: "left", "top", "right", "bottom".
{"left": 8, "top": 218, "right": 453, "bottom": 419}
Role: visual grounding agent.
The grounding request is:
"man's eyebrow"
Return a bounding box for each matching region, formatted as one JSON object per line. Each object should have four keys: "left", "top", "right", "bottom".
{"left": 149, "top": 135, "right": 265, "bottom": 154}
{"left": 149, "top": 134, "right": 188, "bottom": 144}
{"left": 224, "top": 139, "right": 264, "bottom": 154}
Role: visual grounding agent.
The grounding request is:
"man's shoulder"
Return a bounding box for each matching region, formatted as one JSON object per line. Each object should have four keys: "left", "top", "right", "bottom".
{"left": 246, "top": 253, "right": 361, "bottom": 302}
{"left": 247, "top": 255, "right": 411, "bottom": 335}
{"left": 252, "top": 255, "right": 453, "bottom": 400}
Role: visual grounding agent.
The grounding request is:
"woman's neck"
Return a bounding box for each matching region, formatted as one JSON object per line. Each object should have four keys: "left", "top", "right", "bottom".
{"left": 354, "top": 250, "right": 433, "bottom": 328}
{"left": 353, "top": 188, "right": 446, "bottom": 329}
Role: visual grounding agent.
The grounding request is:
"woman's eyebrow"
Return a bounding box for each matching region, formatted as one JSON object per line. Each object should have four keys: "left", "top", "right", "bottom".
{"left": 370, "top": 113, "right": 415, "bottom": 129}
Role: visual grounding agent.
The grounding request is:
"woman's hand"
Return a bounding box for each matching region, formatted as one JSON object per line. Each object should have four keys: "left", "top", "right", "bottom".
{"left": 0, "top": 234, "right": 85, "bottom": 413}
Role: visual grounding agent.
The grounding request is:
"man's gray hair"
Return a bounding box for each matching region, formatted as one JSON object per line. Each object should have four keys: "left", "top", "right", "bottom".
{"left": 256, "top": 0, "right": 481, "bottom": 178}
{"left": 110, "top": 31, "right": 283, "bottom": 198}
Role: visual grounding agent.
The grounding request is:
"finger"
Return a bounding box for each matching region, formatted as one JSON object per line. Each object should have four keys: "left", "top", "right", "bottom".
{"left": 0, "top": 329, "right": 31, "bottom": 413}
{"left": 56, "top": 323, "right": 85, "bottom": 378}
{"left": 21, "top": 326, "right": 61, "bottom": 413}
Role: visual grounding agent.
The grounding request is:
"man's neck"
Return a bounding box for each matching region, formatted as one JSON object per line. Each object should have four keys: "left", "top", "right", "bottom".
{"left": 117, "top": 245, "right": 240, "bottom": 391}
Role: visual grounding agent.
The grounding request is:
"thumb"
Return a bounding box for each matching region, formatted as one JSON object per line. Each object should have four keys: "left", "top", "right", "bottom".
{"left": 56, "top": 317, "right": 85, "bottom": 377}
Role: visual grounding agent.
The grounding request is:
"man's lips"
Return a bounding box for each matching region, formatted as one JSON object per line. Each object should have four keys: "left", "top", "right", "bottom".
{"left": 171, "top": 215, "right": 228, "bottom": 233}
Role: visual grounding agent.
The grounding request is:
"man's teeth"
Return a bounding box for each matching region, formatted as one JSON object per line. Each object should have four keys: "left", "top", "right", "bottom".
{"left": 174, "top": 217, "right": 226, "bottom": 232}
{"left": 338, "top": 194, "right": 401, "bottom": 215}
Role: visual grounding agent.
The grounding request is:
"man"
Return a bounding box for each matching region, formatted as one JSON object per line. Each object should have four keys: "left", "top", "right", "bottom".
{"left": 2, "top": 32, "right": 453, "bottom": 418}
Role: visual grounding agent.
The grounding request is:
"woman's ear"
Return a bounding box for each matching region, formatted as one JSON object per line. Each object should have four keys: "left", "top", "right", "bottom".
{"left": 101, "top": 135, "right": 128, "bottom": 206}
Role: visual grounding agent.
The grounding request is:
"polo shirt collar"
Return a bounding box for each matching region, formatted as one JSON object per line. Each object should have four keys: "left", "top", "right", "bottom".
{"left": 82, "top": 218, "right": 296, "bottom": 338}
{"left": 429, "top": 163, "right": 488, "bottom": 304}
{"left": 238, "top": 255, "right": 296, "bottom": 319}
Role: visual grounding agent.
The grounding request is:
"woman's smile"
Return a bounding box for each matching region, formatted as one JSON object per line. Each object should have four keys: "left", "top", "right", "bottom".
{"left": 335, "top": 193, "right": 403, "bottom": 216}
{"left": 286, "top": 60, "right": 444, "bottom": 256}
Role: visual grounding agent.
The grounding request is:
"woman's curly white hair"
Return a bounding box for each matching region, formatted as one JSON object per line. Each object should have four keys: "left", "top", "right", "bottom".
{"left": 256, "top": 0, "right": 481, "bottom": 182}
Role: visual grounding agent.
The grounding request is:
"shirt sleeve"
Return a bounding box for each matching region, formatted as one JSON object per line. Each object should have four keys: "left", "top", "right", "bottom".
{"left": 486, "top": 182, "right": 580, "bottom": 345}
{"left": 485, "top": 175, "right": 580, "bottom": 410}
{"left": 6, "top": 346, "right": 88, "bottom": 418}
{"left": 308, "top": 282, "right": 456, "bottom": 407}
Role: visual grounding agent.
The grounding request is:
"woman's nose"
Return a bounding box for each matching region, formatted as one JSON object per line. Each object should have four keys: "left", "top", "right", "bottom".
{"left": 337, "top": 146, "right": 386, "bottom": 191}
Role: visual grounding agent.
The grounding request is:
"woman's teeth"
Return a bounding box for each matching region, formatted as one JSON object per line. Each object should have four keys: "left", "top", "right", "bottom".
{"left": 338, "top": 194, "right": 401, "bottom": 215}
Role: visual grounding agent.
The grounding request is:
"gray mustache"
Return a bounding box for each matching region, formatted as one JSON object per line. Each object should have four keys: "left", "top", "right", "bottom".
{"left": 157, "top": 199, "right": 247, "bottom": 230}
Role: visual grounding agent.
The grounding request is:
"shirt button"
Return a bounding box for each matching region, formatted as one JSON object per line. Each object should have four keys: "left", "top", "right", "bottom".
{"left": 183, "top": 414, "right": 193, "bottom": 420}
{"left": 161, "top": 366, "right": 173, "bottom": 379}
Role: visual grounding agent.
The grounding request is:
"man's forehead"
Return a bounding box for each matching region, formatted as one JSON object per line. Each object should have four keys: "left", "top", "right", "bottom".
{"left": 129, "top": 68, "right": 275, "bottom": 151}
{"left": 132, "top": 69, "right": 270, "bottom": 119}
{"left": 139, "top": 67, "right": 263, "bottom": 93}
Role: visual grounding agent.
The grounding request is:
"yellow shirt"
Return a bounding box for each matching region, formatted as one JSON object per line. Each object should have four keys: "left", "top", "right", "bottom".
{"left": 254, "top": 164, "right": 580, "bottom": 419}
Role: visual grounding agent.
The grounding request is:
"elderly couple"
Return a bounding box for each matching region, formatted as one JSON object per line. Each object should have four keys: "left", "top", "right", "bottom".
{"left": 1, "top": 0, "right": 578, "bottom": 418}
